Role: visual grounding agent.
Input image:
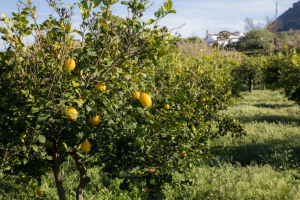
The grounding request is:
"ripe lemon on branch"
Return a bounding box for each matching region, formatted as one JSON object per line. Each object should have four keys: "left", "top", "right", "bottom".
{"left": 148, "top": 168, "right": 155, "bottom": 174}
{"left": 81, "top": 140, "right": 91, "bottom": 154}
{"left": 179, "top": 150, "right": 186, "bottom": 159}
{"left": 139, "top": 93, "right": 152, "bottom": 106}
{"left": 37, "top": 189, "right": 43, "bottom": 197}
{"left": 51, "top": 48, "right": 59, "bottom": 59}
{"left": 65, "top": 58, "right": 76, "bottom": 70}
{"left": 96, "top": 83, "right": 106, "bottom": 92}
{"left": 66, "top": 107, "right": 78, "bottom": 120}
{"left": 132, "top": 91, "right": 140, "bottom": 99}
{"left": 89, "top": 115, "right": 100, "bottom": 126}
{"left": 164, "top": 104, "right": 170, "bottom": 110}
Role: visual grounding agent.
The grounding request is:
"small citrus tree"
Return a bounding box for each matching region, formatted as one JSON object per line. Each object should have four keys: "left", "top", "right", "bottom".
{"left": 263, "top": 47, "right": 300, "bottom": 105}
{"left": 232, "top": 55, "right": 264, "bottom": 93}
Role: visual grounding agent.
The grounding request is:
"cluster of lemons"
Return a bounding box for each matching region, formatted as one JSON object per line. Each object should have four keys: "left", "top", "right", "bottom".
{"left": 232, "top": 119, "right": 243, "bottom": 133}
{"left": 63, "top": 58, "right": 190, "bottom": 180}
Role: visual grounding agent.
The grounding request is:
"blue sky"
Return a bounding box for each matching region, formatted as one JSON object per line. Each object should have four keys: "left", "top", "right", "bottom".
{"left": 0, "top": 0, "right": 298, "bottom": 48}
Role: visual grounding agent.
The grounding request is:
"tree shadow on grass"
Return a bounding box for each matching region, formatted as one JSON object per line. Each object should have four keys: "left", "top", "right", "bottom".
{"left": 210, "top": 137, "right": 300, "bottom": 169}
{"left": 252, "top": 103, "right": 295, "bottom": 109}
{"left": 239, "top": 114, "right": 300, "bottom": 125}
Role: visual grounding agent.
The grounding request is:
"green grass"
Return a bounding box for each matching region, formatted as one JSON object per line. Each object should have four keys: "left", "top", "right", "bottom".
{"left": 1, "top": 90, "right": 300, "bottom": 199}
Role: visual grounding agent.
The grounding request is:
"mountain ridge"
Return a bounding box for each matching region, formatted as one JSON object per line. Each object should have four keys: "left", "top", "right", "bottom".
{"left": 277, "top": 1, "right": 300, "bottom": 32}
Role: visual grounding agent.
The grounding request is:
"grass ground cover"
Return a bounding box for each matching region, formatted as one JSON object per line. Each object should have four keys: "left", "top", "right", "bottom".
{"left": 1, "top": 90, "right": 300, "bottom": 199}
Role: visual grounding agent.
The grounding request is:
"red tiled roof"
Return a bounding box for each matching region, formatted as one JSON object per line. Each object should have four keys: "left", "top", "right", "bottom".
{"left": 218, "top": 31, "right": 236, "bottom": 36}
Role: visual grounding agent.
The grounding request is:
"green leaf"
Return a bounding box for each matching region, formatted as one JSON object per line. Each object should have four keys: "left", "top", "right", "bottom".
{"left": 37, "top": 113, "right": 51, "bottom": 122}
{"left": 93, "top": 0, "right": 102, "bottom": 8}
{"left": 146, "top": 19, "right": 156, "bottom": 25}
{"left": 107, "top": 120, "right": 115, "bottom": 126}
{"left": 1, "top": 13, "right": 6, "bottom": 19}
{"left": 169, "top": 9, "right": 176, "bottom": 14}
{"left": 164, "top": 2, "right": 170, "bottom": 11}
{"left": 37, "top": 135, "right": 46, "bottom": 143}
{"left": 0, "top": 98, "right": 7, "bottom": 108}
{"left": 79, "top": 7, "right": 84, "bottom": 14}
{"left": 87, "top": 51, "right": 97, "bottom": 57}
{"left": 168, "top": 0, "right": 173, "bottom": 10}
{"left": 167, "top": 35, "right": 178, "bottom": 43}
{"left": 160, "top": 6, "right": 165, "bottom": 15}
{"left": 121, "top": 1, "right": 129, "bottom": 5}
{"left": 23, "top": 158, "right": 27, "bottom": 165}
{"left": 77, "top": 132, "right": 84, "bottom": 140}
{"left": 72, "top": 80, "right": 80, "bottom": 87}
{"left": 22, "top": 146, "right": 27, "bottom": 152}
{"left": 32, "top": 145, "right": 38, "bottom": 152}
{"left": 86, "top": 105, "right": 92, "bottom": 112}
{"left": 101, "top": 23, "right": 109, "bottom": 32}
{"left": 46, "top": 156, "right": 53, "bottom": 160}
{"left": 75, "top": 29, "right": 84, "bottom": 37}
{"left": 30, "top": 107, "right": 39, "bottom": 114}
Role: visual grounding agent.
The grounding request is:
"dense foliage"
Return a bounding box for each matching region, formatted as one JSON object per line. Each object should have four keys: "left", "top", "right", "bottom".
{"left": 0, "top": 0, "right": 245, "bottom": 199}
{"left": 263, "top": 47, "right": 300, "bottom": 105}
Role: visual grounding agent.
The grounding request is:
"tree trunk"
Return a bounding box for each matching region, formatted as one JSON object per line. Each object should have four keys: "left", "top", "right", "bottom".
{"left": 74, "top": 155, "right": 91, "bottom": 200}
{"left": 249, "top": 80, "right": 253, "bottom": 93}
{"left": 52, "top": 142, "right": 66, "bottom": 200}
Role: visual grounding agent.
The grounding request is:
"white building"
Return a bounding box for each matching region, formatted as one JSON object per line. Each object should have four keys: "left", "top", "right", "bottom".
{"left": 205, "top": 30, "right": 245, "bottom": 46}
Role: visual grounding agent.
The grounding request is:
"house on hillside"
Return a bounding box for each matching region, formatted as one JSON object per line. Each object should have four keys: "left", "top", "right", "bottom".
{"left": 205, "top": 30, "right": 245, "bottom": 46}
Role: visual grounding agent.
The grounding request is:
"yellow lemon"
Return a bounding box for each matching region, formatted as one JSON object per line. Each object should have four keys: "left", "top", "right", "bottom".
{"left": 78, "top": 99, "right": 84, "bottom": 104}
{"left": 51, "top": 48, "right": 58, "bottom": 59}
{"left": 96, "top": 83, "right": 106, "bottom": 92}
{"left": 164, "top": 104, "right": 170, "bottom": 110}
{"left": 139, "top": 93, "right": 152, "bottom": 106}
{"left": 232, "top": 119, "right": 236, "bottom": 123}
{"left": 199, "top": 69, "right": 204, "bottom": 74}
{"left": 37, "top": 189, "right": 43, "bottom": 197}
{"left": 66, "top": 107, "right": 78, "bottom": 120}
{"left": 65, "top": 58, "right": 76, "bottom": 70}
{"left": 20, "top": 132, "right": 26, "bottom": 139}
{"left": 51, "top": 53, "right": 57, "bottom": 59}
{"left": 179, "top": 151, "right": 186, "bottom": 159}
{"left": 178, "top": 69, "right": 182, "bottom": 73}
{"left": 148, "top": 168, "right": 155, "bottom": 174}
{"left": 132, "top": 91, "right": 140, "bottom": 99}
{"left": 89, "top": 115, "right": 100, "bottom": 126}
{"left": 201, "top": 98, "right": 206, "bottom": 103}
{"left": 139, "top": 172, "right": 145, "bottom": 176}
{"left": 81, "top": 139, "right": 91, "bottom": 154}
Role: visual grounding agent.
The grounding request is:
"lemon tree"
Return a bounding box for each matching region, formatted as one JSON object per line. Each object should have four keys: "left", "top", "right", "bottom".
{"left": 232, "top": 55, "right": 264, "bottom": 93}
{"left": 263, "top": 47, "right": 300, "bottom": 105}
{"left": 0, "top": 0, "right": 245, "bottom": 199}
